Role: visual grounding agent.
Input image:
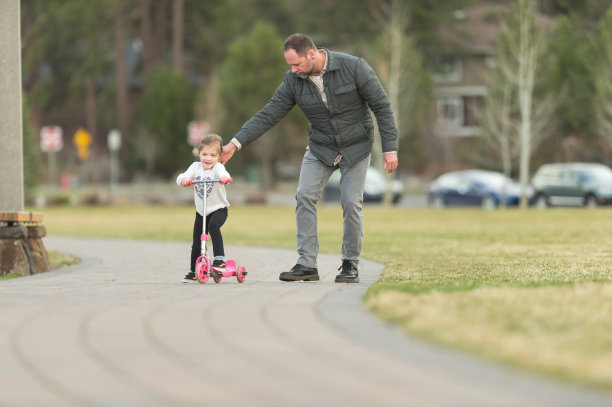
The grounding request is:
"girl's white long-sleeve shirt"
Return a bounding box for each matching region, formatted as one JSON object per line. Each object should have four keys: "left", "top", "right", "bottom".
{"left": 176, "top": 162, "right": 231, "bottom": 216}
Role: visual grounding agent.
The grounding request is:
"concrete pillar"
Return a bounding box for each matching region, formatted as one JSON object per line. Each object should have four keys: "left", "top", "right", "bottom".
{"left": 0, "top": 1, "right": 49, "bottom": 277}
{"left": 0, "top": 0, "right": 24, "bottom": 212}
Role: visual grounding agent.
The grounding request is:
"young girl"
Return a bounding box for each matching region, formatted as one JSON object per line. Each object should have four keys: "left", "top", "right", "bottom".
{"left": 176, "top": 134, "right": 231, "bottom": 283}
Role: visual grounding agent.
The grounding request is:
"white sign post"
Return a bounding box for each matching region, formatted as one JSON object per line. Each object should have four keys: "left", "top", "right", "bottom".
{"left": 40, "top": 126, "right": 63, "bottom": 188}
{"left": 107, "top": 129, "right": 121, "bottom": 199}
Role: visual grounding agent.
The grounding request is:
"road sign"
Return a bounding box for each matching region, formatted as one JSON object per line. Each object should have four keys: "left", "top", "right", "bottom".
{"left": 40, "top": 126, "right": 63, "bottom": 152}
{"left": 187, "top": 121, "right": 210, "bottom": 146}
{"left": 73, "top": 128, "right": 93, "bottom": 160}
{"left": 107, "top": 129, "right": 121, "bottom": 198}
{"left": 107, "top": 129, "right": 121, "bottom": 151}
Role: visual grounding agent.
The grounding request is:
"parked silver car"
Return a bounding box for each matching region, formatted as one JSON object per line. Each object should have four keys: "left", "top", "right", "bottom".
{"left": 531, "top": 162, "right": 612, "bottom": 208}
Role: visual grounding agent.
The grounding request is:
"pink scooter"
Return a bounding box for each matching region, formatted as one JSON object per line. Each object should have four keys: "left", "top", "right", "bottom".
{"left": 188, "top": 178, "right": 247, "bottom": 284}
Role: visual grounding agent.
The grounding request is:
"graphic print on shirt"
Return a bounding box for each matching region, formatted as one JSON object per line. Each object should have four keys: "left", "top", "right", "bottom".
{"left": 194, "top": 176, "right": 214, "bottom": 202}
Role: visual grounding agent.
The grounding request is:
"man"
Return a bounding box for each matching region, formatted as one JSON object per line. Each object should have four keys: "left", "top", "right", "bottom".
{"left": 221, "top": 33, "right": 398, "bottom": 283}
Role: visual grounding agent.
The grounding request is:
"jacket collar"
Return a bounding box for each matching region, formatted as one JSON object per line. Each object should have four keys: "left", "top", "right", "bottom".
{"left": 322, "top": 48, "right": 339, "bottom": 72}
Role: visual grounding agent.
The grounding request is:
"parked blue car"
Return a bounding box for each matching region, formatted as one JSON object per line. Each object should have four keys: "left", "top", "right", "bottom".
{"left": 428, "top": 169, "right": 531, "bottom": 208}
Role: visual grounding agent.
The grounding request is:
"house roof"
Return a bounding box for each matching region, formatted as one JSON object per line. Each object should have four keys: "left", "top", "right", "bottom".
{"left": 440, "top": 3, "right": 555, "bottom": 55}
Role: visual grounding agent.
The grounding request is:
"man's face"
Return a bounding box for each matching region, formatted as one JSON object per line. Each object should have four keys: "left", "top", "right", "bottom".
{"left": 284, "top": 48, "right": 316, "bottom": 78}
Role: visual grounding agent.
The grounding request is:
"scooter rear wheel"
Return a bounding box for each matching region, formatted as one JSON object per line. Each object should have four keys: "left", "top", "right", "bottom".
{"left": 213, "top": 272, "right": 222, "bottom": 283}
{"left": 236, "top": 265, "right": 247, "bottom": 283}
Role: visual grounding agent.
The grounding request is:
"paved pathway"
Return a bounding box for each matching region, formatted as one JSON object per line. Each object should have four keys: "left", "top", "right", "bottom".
{"left": 2, "top": 236, "right": 611, "bottom": 406}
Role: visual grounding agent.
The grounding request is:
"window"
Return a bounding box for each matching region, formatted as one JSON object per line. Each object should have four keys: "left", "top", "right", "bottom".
{"left": 437, "top": 97, "right": 463, "bottom": 126}
{"left": 432, "top": 56, "right": 462, "bottom": 83}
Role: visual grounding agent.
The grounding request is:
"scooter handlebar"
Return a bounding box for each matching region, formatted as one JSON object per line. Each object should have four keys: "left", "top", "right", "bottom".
{"left": 188, "top": 178, "right": 233, "bottom": 186}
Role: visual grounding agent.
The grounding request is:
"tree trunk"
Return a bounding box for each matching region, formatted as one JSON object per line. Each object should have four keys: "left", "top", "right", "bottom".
{"left": 499, "top": 82, "right": 511, "bottom": 208}
{"left": 517, "top": 0, "right": 537, "bottom": 209}
{"left": 172, "top": 0, "right": 184, "bottom": 73}
{"left": 153, "top": 0, "right": 168, "bottom": 62}
{"left": 370, "top": 0, "right": 407, "bottom": 204}
{"left": 140, "top": 0, "right": 154, "bottom": 82}
{"left": 382, "top": 0, "right": 403, "bottom": 205}
{"left": 388, "top": 0, "right": 402, "bottom": 134}
{"left": 114, "top": 0, "right": 129, "bottom": 177}
{"left": 255, "top": 132, "right": 276, "bottom": 191}
{"left": 85, "top": 76, "right": 97, "bottom": 142}
{"left": 499, "top": 82, "right": 512, "bottom": 177}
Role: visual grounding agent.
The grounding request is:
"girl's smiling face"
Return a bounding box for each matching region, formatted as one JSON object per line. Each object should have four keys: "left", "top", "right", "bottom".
{"left": 199, "top": 144, "right": 220, "bottom": 170}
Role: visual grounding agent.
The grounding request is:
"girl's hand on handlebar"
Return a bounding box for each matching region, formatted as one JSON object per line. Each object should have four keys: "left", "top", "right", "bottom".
{"left": 219, "top": 176, "right": 232, "bottom": 184}
{"left": 181, "top": 178, "right": 192, "bottom": 187}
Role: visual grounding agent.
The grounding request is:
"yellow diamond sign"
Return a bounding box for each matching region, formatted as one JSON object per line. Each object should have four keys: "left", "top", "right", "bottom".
{"left": 73, "top": 128, "right": 92, "bottom": 160}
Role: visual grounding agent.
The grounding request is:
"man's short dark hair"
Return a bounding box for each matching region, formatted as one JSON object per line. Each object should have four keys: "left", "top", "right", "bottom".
{"left": 283, "top": 33, "right": 317, "bottom": 55}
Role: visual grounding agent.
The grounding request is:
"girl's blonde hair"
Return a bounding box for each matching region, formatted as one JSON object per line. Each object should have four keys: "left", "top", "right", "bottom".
{"left": 192, "top": 134, "right": 223, "bottom": 157}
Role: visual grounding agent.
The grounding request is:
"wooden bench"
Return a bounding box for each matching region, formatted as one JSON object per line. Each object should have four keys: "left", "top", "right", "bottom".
{"left": 0, "top": 211, "right": 43, "bottom": 224}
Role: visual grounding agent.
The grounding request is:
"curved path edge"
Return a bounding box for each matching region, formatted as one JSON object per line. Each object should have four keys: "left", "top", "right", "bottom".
{"left": 318, "top": 259, "right": 612, "bottom": 407}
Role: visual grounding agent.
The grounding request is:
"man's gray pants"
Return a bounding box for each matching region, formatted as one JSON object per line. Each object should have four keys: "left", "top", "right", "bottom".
{"left": 295, "top": 150, "right": 370, "bottom": 268}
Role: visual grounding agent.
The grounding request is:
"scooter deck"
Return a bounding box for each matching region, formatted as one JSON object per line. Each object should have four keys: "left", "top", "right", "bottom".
{"left": 211, "top": 259, "right": 237, "bottom": 278}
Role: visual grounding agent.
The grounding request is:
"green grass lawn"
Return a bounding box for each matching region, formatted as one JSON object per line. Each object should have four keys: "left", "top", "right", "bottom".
{"left": 0, "top": 273, "right": 24, "bottom": 280}
{"left": 35, "top": 204, "right": 612, "bottom": 391}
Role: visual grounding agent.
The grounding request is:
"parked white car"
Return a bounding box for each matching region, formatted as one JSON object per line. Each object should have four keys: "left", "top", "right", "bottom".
{"left": 323, "top": 167, "right": 403, "bottom": 204}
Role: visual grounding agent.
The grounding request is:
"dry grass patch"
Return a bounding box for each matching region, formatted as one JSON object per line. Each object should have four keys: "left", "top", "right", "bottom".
{"left": 48, "top": 250, "right": 80, "bottom": 269}
{"left": 366, "top": 283, "right": 612, "bottom": 390}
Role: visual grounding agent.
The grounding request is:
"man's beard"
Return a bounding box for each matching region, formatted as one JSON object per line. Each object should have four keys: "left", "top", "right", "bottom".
{"left": 300, "top": 60, "right": 317, "bottom": 78}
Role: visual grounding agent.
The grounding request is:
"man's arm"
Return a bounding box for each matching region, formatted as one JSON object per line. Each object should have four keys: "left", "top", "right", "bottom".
{"left": 222, "top": 76, "right": 296, "bottom": 165}
{"left": 355, "top": 59, "right": 399, "bottom": 171}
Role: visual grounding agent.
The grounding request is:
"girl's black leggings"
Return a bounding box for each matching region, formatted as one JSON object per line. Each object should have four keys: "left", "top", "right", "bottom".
{"left": 190, "top": 207, "right": 228, "bottom": 271}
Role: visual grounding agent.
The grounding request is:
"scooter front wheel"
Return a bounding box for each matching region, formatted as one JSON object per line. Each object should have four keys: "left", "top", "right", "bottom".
{"left": 195, "top": 257, "right": 210, "bottom": 284}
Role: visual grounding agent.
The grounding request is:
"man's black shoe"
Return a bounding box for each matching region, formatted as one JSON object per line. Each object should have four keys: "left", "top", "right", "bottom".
{"left": 279, "top": 264, "right": 319, "bottom": 282}
{"left": 335, "top": 260, "right": 359, "bottom": 283}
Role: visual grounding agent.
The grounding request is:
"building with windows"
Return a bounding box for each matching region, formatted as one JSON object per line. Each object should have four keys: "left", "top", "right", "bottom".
{"left": 428, "top": 3, "right": 555, "bottom": 174}
{"left": 433, "top": 4, "right": 507, "bottom": 139}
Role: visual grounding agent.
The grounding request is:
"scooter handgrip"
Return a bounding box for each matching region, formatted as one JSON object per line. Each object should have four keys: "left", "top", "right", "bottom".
{"left": 188, "top": 179, "right": 194, "bottom": 186}
{"left": 225, "top": 178, "right": 233, "bottom": 184}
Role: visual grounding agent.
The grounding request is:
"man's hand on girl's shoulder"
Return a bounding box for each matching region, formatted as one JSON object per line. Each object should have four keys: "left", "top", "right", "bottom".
{"left": 221, "top": 143, "right": 237, "bottom": 165}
